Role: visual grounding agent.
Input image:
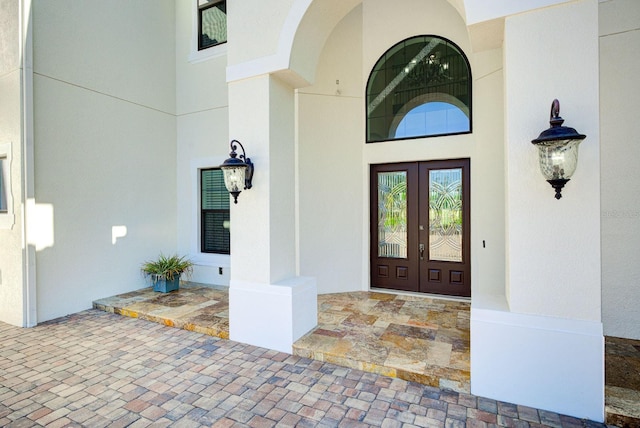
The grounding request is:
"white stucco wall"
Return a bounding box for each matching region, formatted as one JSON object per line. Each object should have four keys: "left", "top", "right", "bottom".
{"left": 463, "top": 0, "right": 574, "bottom": 25}
{"left": 227, "top": 74, "right": 298, "bottom": 285}
{"left": 0, "top": 0, "right": 25, "bottom": 326}
{"left": 0, "top": 0, "right": 19, "bottom": 74}
{"left": 600, "top": 0, "right": 640, "bottom": 340}
{"left": 297, "top": 5, "right": 364, "bottom": 294}
{"left": 31, "top": 0, "right": 178, "bottom": 322}
{"left": 226, "top": 0, "right": 294, "bottom": 67}
{"left": 175, "top": 0, "right": 230, "bottom": 286}
{"left": 227, "top": 71, "right": 318, "bottom": 352}
{"left": 504, "top": 0, "right": 601, "bottom": 321}
{"left": 472, "top": 1, "right": 604, "bottom": 421}
{"left": 469, "top": 47, "right": 505, "bottom": 298}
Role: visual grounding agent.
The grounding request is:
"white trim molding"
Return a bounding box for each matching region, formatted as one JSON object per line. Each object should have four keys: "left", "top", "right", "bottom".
{"left": 190, "top": 157, "right": 230, "bottom": 269}
{"left": 188, "top": 0, "right": 228, "bottom": 64}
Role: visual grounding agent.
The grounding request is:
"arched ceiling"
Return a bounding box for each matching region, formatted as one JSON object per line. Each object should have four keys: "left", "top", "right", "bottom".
{"left": 280, "top": 0, "right": 474, "bottom": 87}
{"left": 229, "top": 0, "right": 510, "bottom": 87}
{"left": 276, "top": 0, "right": 360, "bottom": 87}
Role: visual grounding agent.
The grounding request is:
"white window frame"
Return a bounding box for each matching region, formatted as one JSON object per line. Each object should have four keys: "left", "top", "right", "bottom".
{"left": 188, "top": 0, "right": 228, "bottom": 64}
{"left": 0, "top": 142, "right": 15, "bottom": 230}
{"left": 191, "top": 157, "right": 230, "bottom": 268}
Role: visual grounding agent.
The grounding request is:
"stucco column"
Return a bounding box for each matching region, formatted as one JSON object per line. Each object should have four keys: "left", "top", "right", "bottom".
{"left": 470, "top": 0, "right": 604, "bottom": 422}
{"left": 0, "top": 0, "right": 36, "bottom": 327}
{"left": 227, "top": 74, "right": 317, "bottom": 353}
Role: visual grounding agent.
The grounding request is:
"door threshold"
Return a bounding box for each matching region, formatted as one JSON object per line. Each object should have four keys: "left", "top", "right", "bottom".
{"left": 370, "top": 287, "right": 471, "bottom": 303}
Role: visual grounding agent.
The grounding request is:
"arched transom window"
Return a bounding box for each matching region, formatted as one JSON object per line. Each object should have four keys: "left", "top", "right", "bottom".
{"left": 366, "top": 35, "right": 472, "bottom": 142}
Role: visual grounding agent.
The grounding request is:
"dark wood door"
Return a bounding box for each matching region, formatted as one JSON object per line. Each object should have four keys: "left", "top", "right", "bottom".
{"left": 370, "top": 159, "right": 470, "bottom": 297}
{"left": 369, "top": 163, "right": 420, "bottom": 291}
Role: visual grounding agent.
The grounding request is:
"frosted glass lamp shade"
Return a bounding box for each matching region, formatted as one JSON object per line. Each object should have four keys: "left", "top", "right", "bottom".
{"left": 220, "top": 140, "right": 254, "bottom": 204}
{"left": 531, "top": 100, "right": 586, "bottom": 200}
{"left": 536, "top": 139, "right": 581, "bottom": 182}
{"left": 222, "top": 165, "right": 246, "bottom": 194}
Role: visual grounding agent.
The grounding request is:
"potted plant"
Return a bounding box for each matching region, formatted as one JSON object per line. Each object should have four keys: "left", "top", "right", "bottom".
{"left": 141, "top": 254, "right": 193, "bottom": 293}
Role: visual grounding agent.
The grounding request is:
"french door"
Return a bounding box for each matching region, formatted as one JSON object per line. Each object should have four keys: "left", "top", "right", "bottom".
{"left": 370, "top": 159, "right": 470, "bottom": 297}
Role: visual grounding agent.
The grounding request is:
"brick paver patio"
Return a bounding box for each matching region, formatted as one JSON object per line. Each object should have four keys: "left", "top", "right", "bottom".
{"left": 0, "top": 310, "right": 609, "bottom": 427}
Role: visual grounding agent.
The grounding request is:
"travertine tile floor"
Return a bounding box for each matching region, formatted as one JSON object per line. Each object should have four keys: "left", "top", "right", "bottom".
{"left": 292, "top": 292, "right": 470, "bottom": 394}
{"left": 605, "top": 336, "right": 640, "bottom": 427}
{"left": 93, "top": 282, "right": 639, "bottom": 426}
{"left": 94, "top": 282, "right": 230, "bottom": 340}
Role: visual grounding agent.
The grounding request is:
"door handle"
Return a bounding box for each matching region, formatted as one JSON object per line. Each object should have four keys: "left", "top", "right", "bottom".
{"left": 419, "top": 243, "right": 425, "bottom": 260}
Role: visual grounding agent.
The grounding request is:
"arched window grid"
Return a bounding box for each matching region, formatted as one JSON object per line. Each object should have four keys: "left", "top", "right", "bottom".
{"left": 366, "top": 35, "right": 472, "bottom": 143}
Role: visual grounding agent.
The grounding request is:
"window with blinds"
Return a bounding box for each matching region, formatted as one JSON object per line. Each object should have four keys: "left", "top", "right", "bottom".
{"left": 201, "top": 168, "right": 230, "bottom": 254}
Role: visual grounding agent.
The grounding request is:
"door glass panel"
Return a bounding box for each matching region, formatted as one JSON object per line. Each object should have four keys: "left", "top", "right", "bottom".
{"left": 377, "top": 171, "right": 407, "bottom": 258}
{"left": 429, "top": 168, "right": 462, "bottom": 262}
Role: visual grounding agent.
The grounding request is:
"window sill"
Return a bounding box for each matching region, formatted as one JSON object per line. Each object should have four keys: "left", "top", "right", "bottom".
{"left": 0, "top": 213, "right": 15, "bottom": 230}
{"left": 188, "top": 43, "right": 227, "bottom": 64}
{"left": 191, "top": 252, "right": 230, "bottom": 268}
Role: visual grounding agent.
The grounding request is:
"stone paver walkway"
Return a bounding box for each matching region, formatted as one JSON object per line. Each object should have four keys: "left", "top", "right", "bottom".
{"left": 0, "top": 310, "right": 609, "bottom": 427}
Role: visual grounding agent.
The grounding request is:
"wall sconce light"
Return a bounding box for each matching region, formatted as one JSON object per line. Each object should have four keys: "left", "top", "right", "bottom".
{"left": 531, "top": 99, "right": 586, "bottom": 200}
{"left": 220, "top": 140, "right": 254, "bottom": 204}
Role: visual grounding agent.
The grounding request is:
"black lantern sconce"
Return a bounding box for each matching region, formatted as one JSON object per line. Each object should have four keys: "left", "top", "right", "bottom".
{"left": 531, "top": 99, "right": 586, "bottom": 200}
{"left": 220, "top": 140, "right": 254, "bottom": 204}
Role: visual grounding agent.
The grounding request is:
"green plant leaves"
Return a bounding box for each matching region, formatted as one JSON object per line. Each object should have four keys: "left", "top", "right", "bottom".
{"left": 141, "top": 253, "right": 194, "bottom": 282}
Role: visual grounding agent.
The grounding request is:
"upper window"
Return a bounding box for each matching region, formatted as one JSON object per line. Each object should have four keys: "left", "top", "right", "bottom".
{"left": 198, "top": 0, "right": 227, "bottom": 50}
{"left": 366, "top": 36, "right": 471, "bottom": 143}
{"left": 201, "top": 168, "right": 230, "bottom": 254}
